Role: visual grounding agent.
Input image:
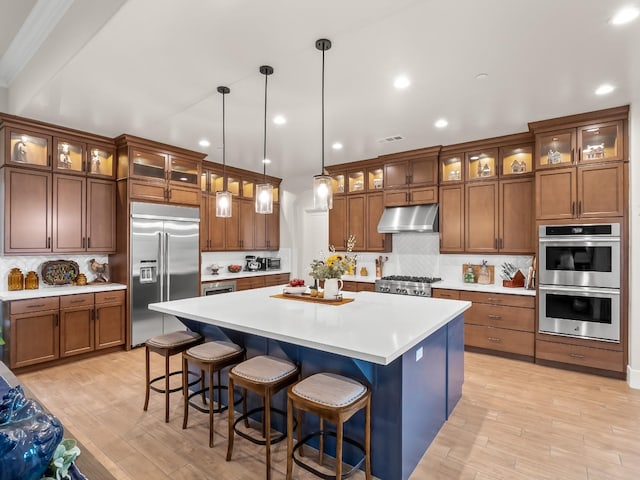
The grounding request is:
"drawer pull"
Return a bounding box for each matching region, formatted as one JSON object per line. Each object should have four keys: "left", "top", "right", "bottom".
{"left": 487, "top": 337, "right": 502, "bottom": 343}
{"left": 569, "top": 353, "right": 585, "bottom": 359}
{"left": 69, "top": 299, "right": 87, "bottom": 304}
{"left": 26, "top": 304, "right": 46, "bottom": 309}
{"left": 102, "top": 296, "right": 117, "bottom": 301}
{"left": 487, "top": 314, "right": 502, "bottom": 320}
{"left": 487, "top": 297, "right": 502, "bottom": 302}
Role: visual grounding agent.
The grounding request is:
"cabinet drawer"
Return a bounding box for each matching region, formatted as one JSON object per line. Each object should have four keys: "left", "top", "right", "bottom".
{"left": 95, "top": 290, "right": 125, "bottom": 304}
{"left": 168, "top": 185, "right": 200, "bottom": 206}
{"left": 11, "top": 297, "right": 59, "bottom": 315}
{"left": 358, "top": 283, "right": 375, "bottom": 292}
{"left": 130, "top": 180, "right": 166, "bottom": 201}
{"left": 465, "top": 324, "right": 534, "bottom": 356}
{"left": 236, "top": 277, "right": 266, "bottom": 291}
{"left": 264, "top": 274, "right": 290, "bottom": 287}
{"left": 460, "top": 291, "right": 535, "bottom": 309}
{"left": 536, "top": 340, "right": 624, "bottom": 373}
{"left": 342, "top": 281, "right": 358, "bottom": 292}
{"left": 432, "top": 289, "right": 460, "bottom": 300}
{"left": 60, "top": 293, "right": 94, "bottom": 309}
{"left": 465, "top": 303, "right": 534, "bottom": 332}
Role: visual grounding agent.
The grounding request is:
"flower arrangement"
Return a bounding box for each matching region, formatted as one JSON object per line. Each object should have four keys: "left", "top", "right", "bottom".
{"left": 310, "top": 235, "right": 357, "bottom": 280}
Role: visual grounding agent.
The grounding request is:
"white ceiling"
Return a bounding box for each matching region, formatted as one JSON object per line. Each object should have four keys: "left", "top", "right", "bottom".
{"left": 1, "top": 0, "right": 639, "bottom": 192}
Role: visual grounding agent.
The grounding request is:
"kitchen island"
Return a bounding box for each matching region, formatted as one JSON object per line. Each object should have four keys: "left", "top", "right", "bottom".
{"left": 149, "top": 287, "right": 470, "bottom": 480}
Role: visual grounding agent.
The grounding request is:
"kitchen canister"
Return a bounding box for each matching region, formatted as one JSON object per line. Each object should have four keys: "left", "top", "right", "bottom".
{"left": 8, "top": 268, "right": 24, "bottom": 291}
{"left": 25, "top": 271, "right": 39, "bottom": 289}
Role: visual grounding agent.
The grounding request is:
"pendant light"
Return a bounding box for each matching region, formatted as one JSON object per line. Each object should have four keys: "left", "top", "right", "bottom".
{"left": 255, "top": 65, "right": 274, "bottom": 214}
{"left": 216, "top": 86, "right": 232, "bottom": 218}
{"left": 313, "top": 38, "right": 333, "bottom": 211}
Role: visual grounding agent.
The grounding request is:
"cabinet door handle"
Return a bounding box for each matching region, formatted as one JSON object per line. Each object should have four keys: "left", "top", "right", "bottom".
{"left": 82, "top": 237, "right": 85, "bottom": 249}
{"left": 500, "top": 238, "right": 504, "bottom": 249}
{"left": 494, "top": 238, "right": 498, "bottom": 249}
{"left": 487, "top": 314, "right": 502, "bottom": 320}
{"left": 578, "top": 147, "right": 582, "bottom": 163}
{"left": 487, "top": 337, "right": 502, "bottom": 343}
{"left": 578, "top": 201, "right": 582, "bottom": 216}
{"left": 48, "top": 154, "right": 52, "bottom": 167}
{"left": 87, "top": 237, "right": 91, "bottom": 249}
{"left": 569, "top": 353, "right": 585, "bottom": 359}
{"left": 571, "top": 148, "right": 575, "bottom": 164}
{"left": 47, "top": 237, "right": 51, "bottom": 249}
{"left": 572, "top": 201, "right": 576, "bottom": 216}
{"left": 54, "top": 314, "right": 58, "bottom": 326}
{"left": 95, "top": 308, "right": 99, "bottom": 321}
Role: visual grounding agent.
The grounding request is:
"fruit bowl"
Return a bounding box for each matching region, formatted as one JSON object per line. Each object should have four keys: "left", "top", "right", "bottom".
{"left": 283, "top": 286, "right": 307, "bottom": 294}
{"left": 227, "top": 264, "right": 242, "bottom": 273}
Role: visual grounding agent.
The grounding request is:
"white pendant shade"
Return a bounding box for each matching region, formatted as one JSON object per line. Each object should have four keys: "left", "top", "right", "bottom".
{"left": 313, "top": 174, "right": 333, "bottom": 211}
{"left": 216, "top": 190, "right": 232, "bottom": 217}
{"left": 255, "top": 183, "right": 274, "bottom": 214}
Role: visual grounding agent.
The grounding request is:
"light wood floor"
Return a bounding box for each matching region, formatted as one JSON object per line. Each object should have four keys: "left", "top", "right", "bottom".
{"left": 18, "top": 349, "right": 640, "bottom": 480}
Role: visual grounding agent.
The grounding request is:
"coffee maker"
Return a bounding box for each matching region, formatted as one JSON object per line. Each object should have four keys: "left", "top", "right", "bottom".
{"left": 244, "top": 255, "right": 261, "bottom": 271}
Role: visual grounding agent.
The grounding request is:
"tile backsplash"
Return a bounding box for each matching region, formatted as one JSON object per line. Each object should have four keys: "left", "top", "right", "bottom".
{"left": 201, "top": 248, "right": 292, "bottom": 275}
{"left": 0, "top": 254, "right": 108, "bottom": 291}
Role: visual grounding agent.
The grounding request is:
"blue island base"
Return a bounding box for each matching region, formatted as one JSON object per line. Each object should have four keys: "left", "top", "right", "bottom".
{"left": 179, "top": 314, "right": 464, "bottom": 480}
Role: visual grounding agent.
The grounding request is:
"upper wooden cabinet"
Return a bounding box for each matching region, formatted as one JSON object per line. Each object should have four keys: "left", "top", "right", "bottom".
{"left": 381, "top": 147, "right": 439, "bottom": 189}
{"left": 115, "top": 134, "right": 205, "bottom": 206}
{"left": 439, "top": 184, "right": 465, "bottom": 253}
{"left": 499, "top": 144, "right": 533, "bottom": 177}
{"left": 53, "top": 136, "right": 115, "bottom": 178}
{"left": 440, "top": 152, "right": 463, "bottom": 184}
{"left": 466, "top": 148, "right": 498, "bottom": 181}
{"left": 3, "top": 127, "right": 52, "bottom": 170}
{"left": 328, "top": 193, "right": 391, "bottom": 252}
{"left": 529, "top": 106, "right": 628, "bottom": 169}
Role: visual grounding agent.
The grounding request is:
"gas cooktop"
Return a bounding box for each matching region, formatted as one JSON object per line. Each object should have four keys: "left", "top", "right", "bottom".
{"left": 375, "top": 276, "right": 442, "bottom": 296}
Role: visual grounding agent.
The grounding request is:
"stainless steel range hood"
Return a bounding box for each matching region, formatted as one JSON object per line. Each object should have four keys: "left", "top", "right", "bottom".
{"left": 377, "top": 204, "right": 439, "bottom": 233}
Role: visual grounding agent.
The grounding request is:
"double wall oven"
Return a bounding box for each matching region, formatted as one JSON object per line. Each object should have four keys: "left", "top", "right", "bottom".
{"left": 538, "top": 223, "right": 621, "bottom": 343}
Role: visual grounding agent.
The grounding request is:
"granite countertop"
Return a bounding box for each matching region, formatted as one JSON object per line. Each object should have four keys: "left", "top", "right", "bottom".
{"left": 149, "top": 286, "right": 471, "bottom": 365}
{"left": 202, "top": 270, "right": 290, "bottom": 283}
{"left": 0, "top": 283, "right": 127, "bottom": 301}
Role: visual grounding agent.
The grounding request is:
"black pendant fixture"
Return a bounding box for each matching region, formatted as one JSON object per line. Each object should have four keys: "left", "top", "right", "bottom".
{"left": 313, "top": 38, "right": 333, "bottom": 211}
{"left": 216, "top": 85, "right": 232, "bottom": 218}
{"left": 255, "top": 65, "right": 274, "bottom": 214}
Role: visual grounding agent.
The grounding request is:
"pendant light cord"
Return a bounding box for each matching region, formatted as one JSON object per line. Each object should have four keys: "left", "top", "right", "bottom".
{"left": 222, "top": 90, "right": 227, "bottom": 191}
{"left": 263, "top": 71, "right": 268, "bottom": 182}
{"left": 321, "top": 46, "right": 325, "bottom": 175}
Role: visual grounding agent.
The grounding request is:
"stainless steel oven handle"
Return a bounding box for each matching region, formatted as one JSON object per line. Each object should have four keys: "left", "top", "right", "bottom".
{"left": 538, "top": 284, "right": 620, "bottom": 296}
{"left": 539, "top": 237, "right": 620, "bottom": 243}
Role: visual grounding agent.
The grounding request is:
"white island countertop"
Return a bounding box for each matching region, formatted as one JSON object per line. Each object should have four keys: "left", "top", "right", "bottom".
{"left": 149, "top": 286, "right": 471, "bottom": 365}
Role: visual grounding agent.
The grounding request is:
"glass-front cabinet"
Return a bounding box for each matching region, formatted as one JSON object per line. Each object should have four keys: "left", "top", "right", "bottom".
{"left": 465, "top": 148, "right": 497, "bottom": 181}
{"left": 131, "top": 149, "right": 166, "bottom": 180}
{"left": 169, "top": 156, "right": 199, "bottom": 188}
{"left": 500, "top": 144, "right": 533, "bottom": 176}
{"left": 440, "top": 153, "right": 463, "bottom": 183}
{"left": 87, "top": 144, "right": 114, "bottom": 178}
{"left": 536, "top": 130, "right": 576, "bottom": 168}
{"left": 347, "top": 170, "right": 365, "bottom": 194}
{"left": 330, "top": 172, "right": 345, "bottom": 195}
{"left": 577, "top": 121, "right": 623, "bottom": 163}
{"left": 6, "top": 128, "right": 51, "bottom": 169}
{"left": 53, "top": 137, "right": 84, "bottom": 173}
{"left": 368, "top": 165, "right": 384, "bottom": 191}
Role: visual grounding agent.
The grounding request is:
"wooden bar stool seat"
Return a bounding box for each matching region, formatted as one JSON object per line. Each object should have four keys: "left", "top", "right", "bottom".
{"left": 182, "top": 340, "right": 245, "bottom": 447}
{"left": 143, "top": 330, "right": 203, "bottom": 423}
{"left": 286, "top": 373, "right": 372, "bottom": 480}
{"left": 226, "top": 355, "right": 300, "bottom": 480}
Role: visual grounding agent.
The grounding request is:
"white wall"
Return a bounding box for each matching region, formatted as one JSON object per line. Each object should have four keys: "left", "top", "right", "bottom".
{"left": 628, "top": 102, "right": 639, "bottom": 388}
{"left": 0, "top": 87, "right": 7, "bottom": 112}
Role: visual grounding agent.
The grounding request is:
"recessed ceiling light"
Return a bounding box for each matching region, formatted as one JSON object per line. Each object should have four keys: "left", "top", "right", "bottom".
{"left": 262, "top": 158, "right": 271, "bottom": 164}
{"left": 475, "top": 73, "right": 489, "bottom": 80}
{"left": 611, "top": 6, "right": 639, "bottom": 25}
{"left": 394, "top": 75, "right": 411, "bottom": 89}
{"left": 434, "top": 118, "right": 448, "bottom": 128}
{"left": 595, "top": 84, "right": 615, "bottom": 95}
{"left": 332, "top": 142, "right": 343, "bottom": 150}
{"left": 273, "top": 115, "right": 286, "bottom": 125}
{"left": 199, "top": 139, "right": 210, "bottom": 147}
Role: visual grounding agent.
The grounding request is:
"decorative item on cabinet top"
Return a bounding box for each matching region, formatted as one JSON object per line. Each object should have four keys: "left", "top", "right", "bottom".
{"left": 41, "top": 260, "right": 79, "bottom": 285}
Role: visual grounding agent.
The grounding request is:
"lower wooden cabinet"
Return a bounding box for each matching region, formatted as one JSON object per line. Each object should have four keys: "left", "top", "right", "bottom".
{"left": 536, "top": 340, "right": 624, "bottom": 373}
{"left": 342, "top": 281, "right": 375, "bottom": 292}
{"left": 7, "top": 290, "right": 125, "bottom": 369}
{"left": 235, "top": 273, "right": 290, "bottom": 291}
{"left": 465, "top": 324, "right": 534, "bottom": 356}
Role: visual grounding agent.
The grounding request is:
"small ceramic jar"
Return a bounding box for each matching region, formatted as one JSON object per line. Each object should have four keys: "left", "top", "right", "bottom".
{"left": 24, "top": 271, "right": 39, "bottom": 290}
{"left": 8, "top": 268, "right": 24, "bottom": 291}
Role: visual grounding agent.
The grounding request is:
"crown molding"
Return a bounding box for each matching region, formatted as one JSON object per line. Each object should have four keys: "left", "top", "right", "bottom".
{"left": 0, "top": 0, "right": 74, "bottom": 87}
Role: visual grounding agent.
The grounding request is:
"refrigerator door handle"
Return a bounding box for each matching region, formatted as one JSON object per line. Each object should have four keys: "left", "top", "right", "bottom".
{"left": 158, "top": 231, "right": 164, "bottom": 302}
{"left": 165, "top": 232, "right": 171, "bottom": 301}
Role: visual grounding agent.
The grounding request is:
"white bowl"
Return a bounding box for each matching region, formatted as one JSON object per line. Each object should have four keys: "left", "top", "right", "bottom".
{"left": 283, "top": 286, "right": 307, "bottom": 294}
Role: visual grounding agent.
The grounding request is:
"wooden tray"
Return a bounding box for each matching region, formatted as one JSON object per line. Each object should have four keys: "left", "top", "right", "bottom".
{"left": 270, "top": 293, "right": 355, "bottom": 306}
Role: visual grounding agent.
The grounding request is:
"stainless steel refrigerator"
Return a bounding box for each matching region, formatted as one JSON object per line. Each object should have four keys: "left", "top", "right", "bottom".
{"left": 130, "top": 202, "right": 200, "bottom": 346}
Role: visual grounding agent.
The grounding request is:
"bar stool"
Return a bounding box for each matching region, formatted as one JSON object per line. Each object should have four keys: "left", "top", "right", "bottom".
{"left": 182, "top": 340, "right": 245, "bottom": 447}
{"left": 286, "top": 372, "right": 372, "bottom": 480}
{"left": 226, "top": 355, "right": 300, "bottom": 480}
{"left": 143, "top": 330, "right": 203, "bottom": 423}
